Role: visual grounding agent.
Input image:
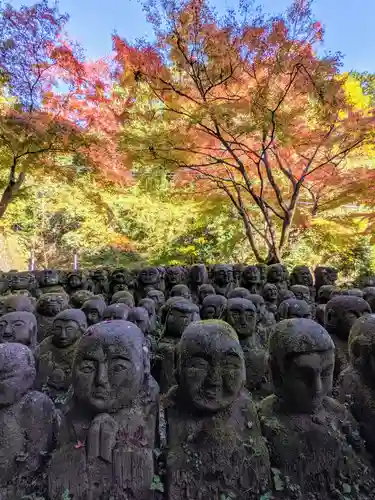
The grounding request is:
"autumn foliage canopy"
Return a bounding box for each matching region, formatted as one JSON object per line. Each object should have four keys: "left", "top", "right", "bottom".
{"left": 113, "top": 0, "right": 375, "bottom": 263}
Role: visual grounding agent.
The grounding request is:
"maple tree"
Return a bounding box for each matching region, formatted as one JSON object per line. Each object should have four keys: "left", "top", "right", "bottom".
{"left": 115, "top": 0, "right": 375, "bottom": 263}
{"left": 0, "top": 1, "right": 89, "bottom": 218}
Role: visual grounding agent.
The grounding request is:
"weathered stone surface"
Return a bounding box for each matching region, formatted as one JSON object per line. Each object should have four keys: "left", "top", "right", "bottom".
{"left": 165, "top": 320, "right": 270, "bottom": 499}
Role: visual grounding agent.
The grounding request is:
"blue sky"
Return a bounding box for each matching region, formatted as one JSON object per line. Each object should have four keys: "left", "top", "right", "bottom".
{"left": 9, "top": 0, "right": 375, "bottom": 72}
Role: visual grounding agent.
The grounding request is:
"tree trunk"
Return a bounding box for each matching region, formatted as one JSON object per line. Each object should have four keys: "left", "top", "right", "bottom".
{"left": 0, "top": 171, "right": 25, "bottom": 219}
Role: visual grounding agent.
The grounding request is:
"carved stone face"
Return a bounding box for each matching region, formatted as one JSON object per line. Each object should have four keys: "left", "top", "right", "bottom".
{"left": 68, "top": 273, "right": 83, "bottom": 289}
{"left": 70, "top": 290, "right": 94, "bottom": 308}
{"left": 226, "top": 298, "right": 257, "bottom": 337}
{"left": 73, "top": 322, "right": 145, "bottom": 413}
{"left": 200, "top": 296, "right": 227, "bottom": 320}
{"left": 233, "top": 264, "right": 244, "bottom": 282}
{"left": 291, "top": 266, "right": 313, "bottom": 287}
{"left": 37, "top": 293, "right": 69, "bottom": 316}
{"left": 139, "top": 267, "right": 159, "bottom": 286}
{"left": 165, "top": 301, "right": 199, "bottom": 338}
{"left": 103, "top": 304, "right": 130, "bottom": 321}
{"left": 269, "top": 318, "right": 335, "bottom": 414}
{"left": 146, "top": 289, "right": 165, "bottom": 311}
{"left": 197, "top": 284, "right": 215, "bottom": 304}
{"left": 263, "top": 283, "right": 278, "bottom": 302}
{"left": 256, "top": 264, "right": 268, "bottom": 282}
{"left": 111, "top": 270, "right": 126, "bottom": 284}
{"left": 267, "top": 264, "right": 283, "bottom": 283}
{"left": 166, "top": 266, "right": 183, "bottom": 286}
{"left": 179, "top": 321, "right": 245, "bottom": 412}
{"left": 0, "top": 343, "right": 35, "bottom": 406}
{"left": 349, "top": 315, "right": 375, "bottom": 382}
{"left": 213, "top": 265, "right": 232, "bottom": 286}
{"left": 52, "top": 318, "right": 82, "bottom": 348}
{"left": 8, "top": 272, "right": 31, "bottom": 291}
{"left": 317, "top": 285, "right": 335, "bottom": 305}
{"left": 81, "top": 299, "right": 106, "bottom": 326}
{"left": 93, "top": 269, "right": 107, "bottom": 282}
{"left": 189, "top": 265, "right": 207, "bottom": 286}
{"left": 325, "top": 296, "right": 371, "bottom": 341}
{"left": 170, "top": 284, "right": 191, "bottom": 301}
{"left": 290, "top": 285, "right": 311, "bottom": 302}
{"left": 128, "top": 307, "right": 150, "bottom": 335}
{"left": 243, "top": 266, "right": 260, "bottom": 284}
{"left": 0, "top": 312, "right": 37, "bottom": 348}
{"left": 247, "top": 295, "right": 266, "bottom": 320}
{"left": 280, "top": 350, "right": 334, "bottom": 413}
{"left": 40, "top": 269, "right": 59, "bottom": 287}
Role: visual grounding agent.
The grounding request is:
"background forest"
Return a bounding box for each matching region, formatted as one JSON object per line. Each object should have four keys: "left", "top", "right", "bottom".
{"left": 1, "top": 0, "right": 375, "bottom": 278}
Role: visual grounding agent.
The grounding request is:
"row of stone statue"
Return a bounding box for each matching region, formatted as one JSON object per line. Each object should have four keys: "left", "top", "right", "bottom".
{"left": 0, "top": 263, "right": 342, "bottom": 302}
{"left": 1, "top": 263, "right": 375, "bottom": 499}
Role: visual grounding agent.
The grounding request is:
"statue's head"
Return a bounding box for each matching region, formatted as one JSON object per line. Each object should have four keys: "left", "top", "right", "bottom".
{"left": 349, "top": 315, "right": 375, "bottom": 384}
{"left": 262, "top": 283, "right": 278, "bottom": 302}
{"left": 128, "top": 307, "right": 150, "bottom": 335}
{"left": 343, "top": 288, "right": 364, "bottom": 299}
{"left": 247, "top": 294, "right": 266, "bottom": 321}
{"left": 315, "top": 266, "right": 338, "bottom": 287}
{"left": 51, "top": 309, "right": 87, "bottom": 349}
{"left": 146, "top": 289, "right": 165, "bottom": 311}
{"left": 103, "top": 303, "right": 130, "bottom": 321}
{"left": 233, "top": 264, "right": 245, "bottom": 282}
{"left": 189, "top": 264, "right": 208, "bottom": 286}
{"left": 267, "top": 264, "right": 283, "bottom": 283}
{"left": 138, "top": 298, "right": 156, "bottom": 320}
{"left": 269, "top": 318, "right": 335, "bottom": 413}
{"left": 3, "top": 294, "right": 35, "bottom": 314}
{"left": 72, "top": 321, "right": 148, "bottom": 414}
{"left": 110, "top": 268, "right": 129, "bottom": 285}
{"left": 138, "top": 267, "right": 160, "bottom": 287}
{"left": 36, "top": 292, "right": 69, "bottom": 317}
{"left": 39, "top": 269, "right": 60, "bottom": 287}
{"left": 227, "top": 287, "right": 252, "bottom": 300}
{"left": 325, "top": 295, "right": 371, "bottom": 341}
{"left": 197, "top": 284, "right": 215, "bottom": 304}
{"left": 92, "top": 268, "right": 108, "bottom": 282}
{"left": 163, "top": 297, "right": 200, "bottom": 338}
{"left": 290, "top": 285, "right": 311, "bottom": 303}
{"left": 70, "top": 290, "right": 94, "bottom": 309}
{"left": 242, "top": 265, "right": 260, "bottom": 284}
{"left": 0, "top": 311, "right": 37, "bottom": 349}
{"left": 200, "top": 295, "right": 227, "bottom": 320}
{"left": 110, "top": 290, "right": 135, "bottom": 308}
{"left": 317, "top": 285, "right": 335, "bottom": 305}
{"left": 364, "top": 287, "right": 375, "bottom": 312}
{"left": 166, "top": 266, "right": 183, "bottom": 286}
{"left": 170, "top": 284, "right": 192, "bottom": 301}
{"left": 0, "top": 343, "right": 36, "bottom": 407}
{"left": 277, "top": 299, "right": 312, "bottom": 321}
{"left": 67, "top": 271, "right": 84, "bottom": 289}
{"left": 256, "top": 263, "right": 268, "bottom": 282}
{"left": 290, "top": 266, "right": 313, "bottom": 288}
{"left": 7, "top": 271, "right": 34, "bottom": 292}
{"left": 177, "top": 320, "right": 245, "bottom": 412}
{"left": 278, "top": 290, "right": 295, "bottom": 305}
{"left": 213, "top": 264, "right": 233, "bottom": 286}
{"left": 226, "top": 298, "right": 257, "bottom": 338}
{"left": 81, "top": 298, "right": 106, "bottom": 326}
